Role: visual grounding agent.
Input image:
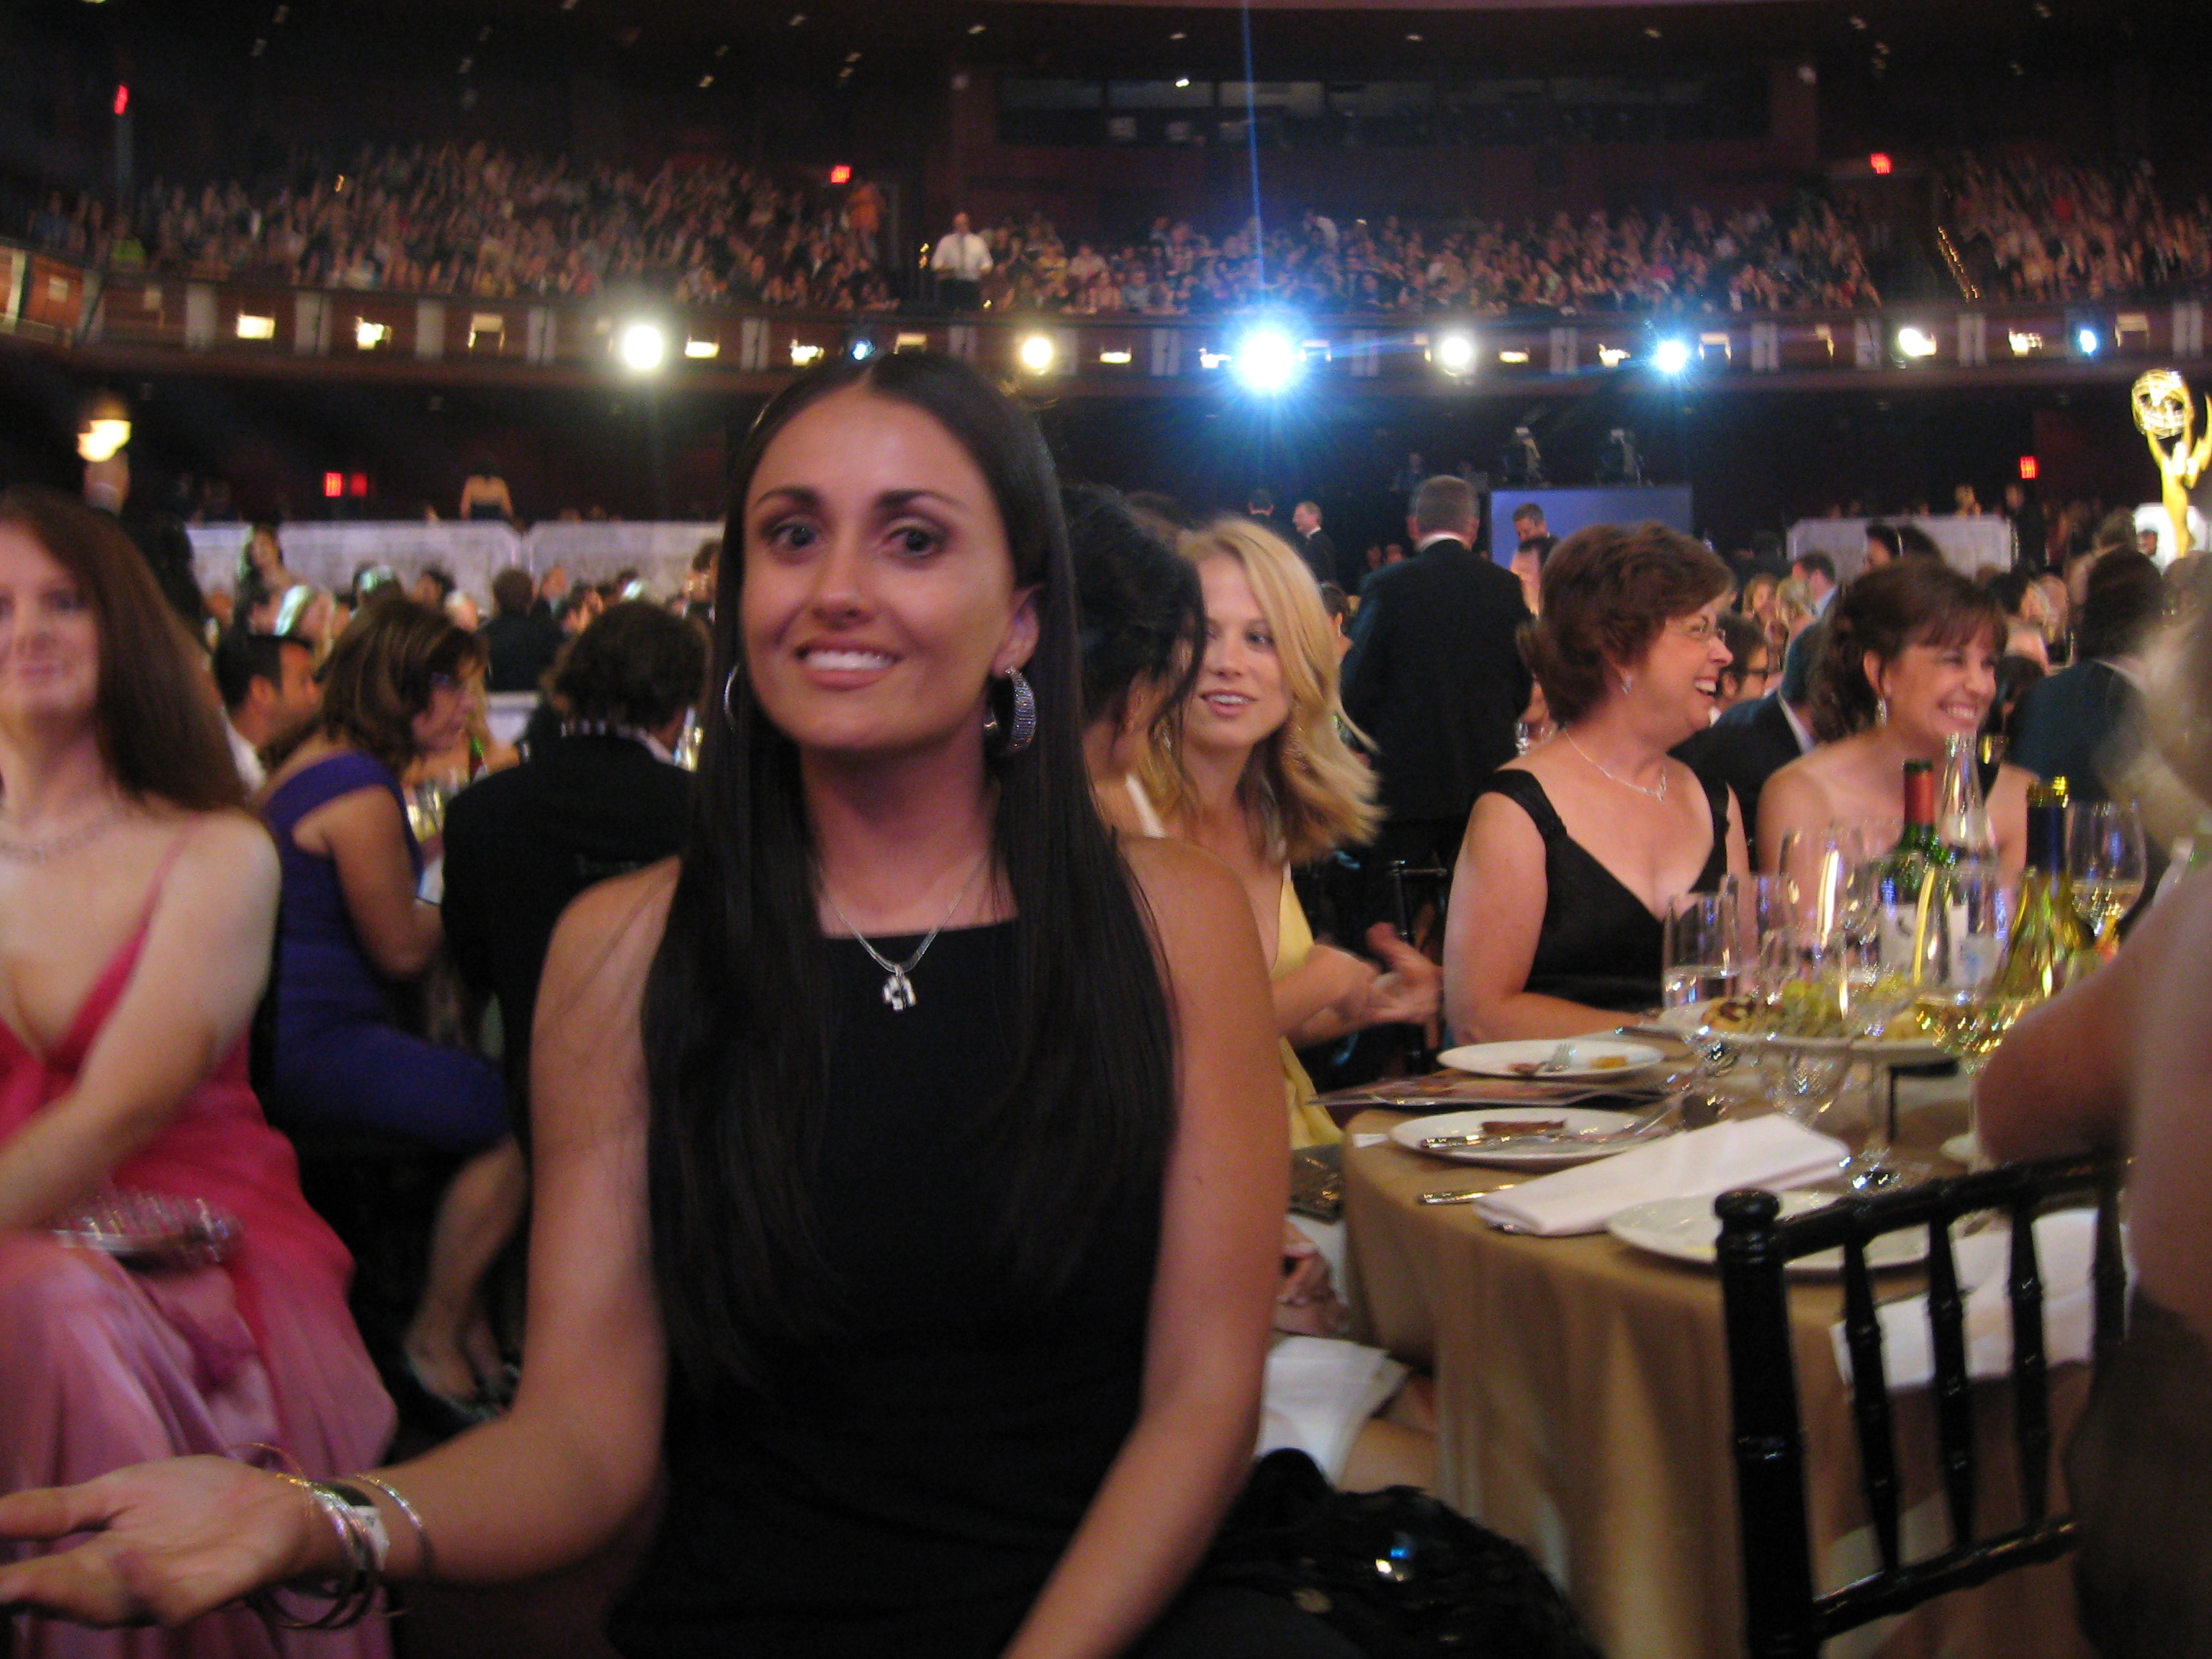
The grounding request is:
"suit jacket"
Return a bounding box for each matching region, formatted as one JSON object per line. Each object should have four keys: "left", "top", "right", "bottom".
{"left": 1673, "top": 694, "right": 1807, "bottom": 866}
{"left": 1298, "top": 529, "right": 1338, "bottom": 589}
{"left": 1341, "top": 537, "right": 1532, "bottom": 826}
{"left": 481, "top": 609, "right": 567, "bottom": 693}
{"left": 2010, "top": 660, "right": 2143, "bottom": 804}
{"left": 441, "top": 732, "right": 693, "bottom": 1126}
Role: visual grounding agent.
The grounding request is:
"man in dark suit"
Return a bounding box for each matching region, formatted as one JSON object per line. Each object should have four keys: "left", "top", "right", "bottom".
{"left": 1342, "top": 474, "right": 1533, "bottom": 887}
{"left": 480, "top": 566, "right": 567, "bottom": 693}
{"left": 2010, "top": 550, "right": 2165, "bottom": 804}
{"left": 442, "top": 601, "right": 704, "bottom": 1136}
{"left": 1675, "top": 608, "right": 1820, "bottom": 866}
{"left": 1291, "top": 500, "right": 1338, "bottom": 588}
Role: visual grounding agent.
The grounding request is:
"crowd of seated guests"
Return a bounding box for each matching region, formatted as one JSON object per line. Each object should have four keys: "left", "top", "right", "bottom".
{"left": 976, "top": 192, "right": 1880, "bottom": 317}
{"left": 1943, "top": 146, "right": 2212, "bottom": 303}
{"left": 24, "top": 143, "right": 893, "bottom": 310}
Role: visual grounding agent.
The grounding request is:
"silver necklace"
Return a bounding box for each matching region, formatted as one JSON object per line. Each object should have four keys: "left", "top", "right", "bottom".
{"left": 1563, "top": 731, "right": 1668, "bottom": 802}
{"left": 0, "top": 803, "right": 130, "bottom": 863}
{"left": 819, "top": 851, "right": 992, "bottom": 1012}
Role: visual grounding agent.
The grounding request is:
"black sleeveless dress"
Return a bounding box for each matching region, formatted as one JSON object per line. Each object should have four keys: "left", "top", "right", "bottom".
{"left": 608, "top": 922, "right": 1163, "bottom": 1658}
{"left": 1475, "top": 766, "right": 1731, "bottom": 1015}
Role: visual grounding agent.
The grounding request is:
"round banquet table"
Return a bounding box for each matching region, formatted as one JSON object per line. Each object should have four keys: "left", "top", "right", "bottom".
{"left": 1341, "top": 1087, "right": 2095, "bottom": 1659}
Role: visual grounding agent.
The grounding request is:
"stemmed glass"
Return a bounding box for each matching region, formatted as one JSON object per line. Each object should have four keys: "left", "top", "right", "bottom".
{"left": 2068, "top": 801, "right": 2147, "bottom": 953}
{"left": 1908, "top": 861, "right": 2020, "bottom": 1166}
{"left": 1833, "top": 857, "right": 1924, "bottom": 1190}
{"left": 1664, "top": 890, "right": 1740, "bottom": 1094}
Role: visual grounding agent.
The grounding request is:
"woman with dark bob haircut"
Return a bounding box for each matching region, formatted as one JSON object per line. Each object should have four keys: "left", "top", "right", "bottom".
{"left": 1760, "top": 559, "right": 2033, "bottom": 875}
{"left": 0, "top": 356, "right": 1341, "bottom": 1657}
{"left": 1444, "top": 521, "right": 1748, "bottom": 1038}
{"left": 0, "top": 488, "right": 391, "bottom": 1659}
{"left": 257, "top": 597, "right": 518, "bottom": 1423}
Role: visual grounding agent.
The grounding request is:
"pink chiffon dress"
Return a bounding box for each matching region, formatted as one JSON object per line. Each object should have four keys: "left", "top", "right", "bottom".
{"left": 1, "top": 877, "right": 395, "bottom": 1659}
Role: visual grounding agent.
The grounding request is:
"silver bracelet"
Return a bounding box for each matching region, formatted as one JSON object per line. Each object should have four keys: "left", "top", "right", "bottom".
{"left": 350, "top": 1473, "right": 434, "bottom": 1578}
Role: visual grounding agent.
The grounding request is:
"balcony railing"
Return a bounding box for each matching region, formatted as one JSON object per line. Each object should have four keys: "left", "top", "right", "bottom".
{"left": 5, "top": 240, "right": 2206, "bottom": 393}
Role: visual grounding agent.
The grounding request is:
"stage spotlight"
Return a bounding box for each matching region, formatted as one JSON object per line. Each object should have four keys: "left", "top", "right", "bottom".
{"left": 1434, "top": 331, "right": 1476, "bottom": 375}
{"left": 1231, "top": 325, "right": 1303, "bottom": 395}
{"left": 1018, "top": 333, "right": 1056, "bottom": 373}
{"left": 1896, "top": 326, "right": 1938, "bottom": 359}
{"left": 618, "top": 321, "right": 667, "bottom": 372}
{"left": 76, "top": 391, "right": 131, "bottom": 463}
{"left": 848, "top": 335, "right": 876, "bottom": 361}
{"left": 1653, "top": 338, "right": 1692, "bottom": 375}
{"left": 2075, "top": 326, "right": 2101, "bottom": 356}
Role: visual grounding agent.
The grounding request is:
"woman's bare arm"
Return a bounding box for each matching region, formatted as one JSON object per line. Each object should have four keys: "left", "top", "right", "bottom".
{"left": 1002, "top": 839, "right": 1282, "bottom": 1659}
{"left": 1443, "top": 793, "right": 1624, "bottom": 1041}
{"left": 299, "top": 785, "right": 444, "bottom": 978}
{"left": 0, "top": 817, "right": 276, "bottom": 1233}
{"left": 1974, "top": 871, "right": 2173, "bottom": 1161}
{"left": 0, "top": 866, "right": 674, "bottom": 1617}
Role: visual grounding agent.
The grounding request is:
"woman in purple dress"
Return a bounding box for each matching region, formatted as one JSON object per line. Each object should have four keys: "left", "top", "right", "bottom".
{"left": 256, "top": 599, "right": 518, "bottom": 1420}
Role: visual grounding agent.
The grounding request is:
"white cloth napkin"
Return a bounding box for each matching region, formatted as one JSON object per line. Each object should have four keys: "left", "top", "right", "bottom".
{"left": 1257, "top": 1336, "right": 1408, "bottom": 1483}
{"left": 1471, "top": 1115, "right": 1851, "bottom": 1236}
{"left": 1831, "top": 1208, "right": 2116, "bottom": 1390}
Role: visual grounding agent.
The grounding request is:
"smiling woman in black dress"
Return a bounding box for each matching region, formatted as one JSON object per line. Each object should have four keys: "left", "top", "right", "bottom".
{"left": 0, "top": 355, "right": 1354, "bottom": 1658}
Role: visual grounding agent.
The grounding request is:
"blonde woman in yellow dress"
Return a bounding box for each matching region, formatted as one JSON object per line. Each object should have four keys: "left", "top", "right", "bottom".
{"left": 1141, "top": 516, "right": 1438, "bottom": 1150}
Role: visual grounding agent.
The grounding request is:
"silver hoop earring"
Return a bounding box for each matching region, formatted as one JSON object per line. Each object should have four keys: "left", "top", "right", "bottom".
{"left": 999, "top": 667, "right": 1036, "bottom": 755}
{"left": 721, "top": 665, "right": 742, "bottom": 730}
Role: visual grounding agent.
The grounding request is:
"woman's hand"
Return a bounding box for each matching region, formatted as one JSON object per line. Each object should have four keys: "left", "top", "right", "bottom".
{"left": 0, "top": 1457, "right": 328, "bottom": 1629}
{"left": 1275, "top": 1221, "right": 1348, "bottom": 1338}
{"left": 1344, "top": 923, "right": 1441, "bottom": 1028}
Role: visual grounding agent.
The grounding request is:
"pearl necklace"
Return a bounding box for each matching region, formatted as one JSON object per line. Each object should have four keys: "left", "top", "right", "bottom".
{"left": 1563, "top": 731, "right": 1668, "bottom": 802}
{"left": 818, "top": 851, "right": 993, "bottom": 1012}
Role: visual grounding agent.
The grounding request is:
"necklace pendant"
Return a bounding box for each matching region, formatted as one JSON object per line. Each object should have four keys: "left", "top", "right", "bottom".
{"left": 882, "top": 968, "right": 917, "bottom": 1012}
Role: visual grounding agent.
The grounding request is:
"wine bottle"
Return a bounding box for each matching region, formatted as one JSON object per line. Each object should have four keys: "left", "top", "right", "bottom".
{"left": 1937, "top": 734, "right": 1996, "bottom": 860}
{"left": 1869, "top": 761, "right": 1949, "bottom": 967}
{"left": 1992, "top": 783, "right": 2098, "bottom": 1002}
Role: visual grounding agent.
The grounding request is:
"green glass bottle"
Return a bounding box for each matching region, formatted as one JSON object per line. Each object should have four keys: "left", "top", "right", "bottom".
{"left": 1992, "top": 783, "right": 2099, "bottom": 1003}
{"left": 1870, "top": 761, "right": 1951, "bottom": 968}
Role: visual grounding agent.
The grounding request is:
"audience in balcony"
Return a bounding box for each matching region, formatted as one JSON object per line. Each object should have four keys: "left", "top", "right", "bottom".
{"left": 1945, "top": 147, "right": 2212, "bottom": 303}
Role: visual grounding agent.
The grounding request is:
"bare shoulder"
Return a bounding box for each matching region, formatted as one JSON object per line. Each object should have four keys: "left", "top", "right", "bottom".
{"left": 1120, "top": 835, "right": 1249, "bottom": 943}
{"left": 156, "top": 810, "right": 278, "bottom": 921}
{"left": 542, "top": 858, "right": 680, "bottom": 1010}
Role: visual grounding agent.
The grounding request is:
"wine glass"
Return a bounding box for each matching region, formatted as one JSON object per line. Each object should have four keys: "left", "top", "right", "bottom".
{"left": 1664, "top": 891, "right": 1739, "bottom": 1086}
{"left": 1834, "top": 857, "right": 1924, "bottom": 1190}
{"left": 1909, "top": 862, "right": 2022, "bottom": 1166}
{"left": 2068, "top": 800, "right": 2147, "bottom": 950}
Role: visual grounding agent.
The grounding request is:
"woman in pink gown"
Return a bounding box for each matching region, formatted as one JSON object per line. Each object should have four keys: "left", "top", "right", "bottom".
{"left": 0, "top": 488, "right": 392, "bottom": 1658}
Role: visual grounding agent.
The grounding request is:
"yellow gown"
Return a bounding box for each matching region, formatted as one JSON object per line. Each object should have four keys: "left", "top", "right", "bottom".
{"left": 1274, "top": 873, "right": 1342, "bottom": 1150}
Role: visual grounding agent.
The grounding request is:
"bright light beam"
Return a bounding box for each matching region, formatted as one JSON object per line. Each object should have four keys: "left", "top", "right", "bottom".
{"left": 1653, "top": 338, "right": 1692, "bottom": 375}
{"left": 619, "top": 321, "right": 667, "bottom": 372}
{"left": 1231, "top": 326, "right": 1302, "bottom": 395}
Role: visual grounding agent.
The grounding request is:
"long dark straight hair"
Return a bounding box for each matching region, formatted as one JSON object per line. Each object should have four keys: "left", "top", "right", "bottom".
{"left": 642, "top": 354, "right": 1177, "bottom": 1395}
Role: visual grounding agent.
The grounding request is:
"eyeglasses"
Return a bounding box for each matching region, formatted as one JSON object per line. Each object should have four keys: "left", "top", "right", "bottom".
{"left": 1668, "top": 615, "right": 1725, "bottom": 644}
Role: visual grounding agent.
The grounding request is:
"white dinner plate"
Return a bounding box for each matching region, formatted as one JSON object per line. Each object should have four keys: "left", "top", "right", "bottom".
{"left": 1606, "top": 1191, "right": 1927, "bottom": 1276}
{"left": 1657, "top": 1000, "right": 1946, "bottom": 1066}
{"left": 1437, "top": 1038, "right": 1664, "bottom": 1082}
{"left": 1390, "top": 1106, "right": 1674, "bottom": 1170}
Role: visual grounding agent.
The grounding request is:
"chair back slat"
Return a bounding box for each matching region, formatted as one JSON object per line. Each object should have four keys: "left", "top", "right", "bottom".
{"left": 2091, "top": 1166, "right": 2127, "bottom": 1369}
{"left": 1837, "top": 1228, "right": 1903, "bottom": 1570}
{"left": 1715, "top": 1189, "right": 1820, "bottom": 1659}
{"left": 2005, "top": 1195, "right": 2054, "bottom": 1523}
{"left": 1921, "top": 1213, "right": 1978, "bottom": 1547}
{"left": 1719, "top": 1151, "right": 2124, "bottom": 1659}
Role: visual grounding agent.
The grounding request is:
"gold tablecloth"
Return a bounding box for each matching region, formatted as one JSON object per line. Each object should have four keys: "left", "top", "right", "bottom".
{"left": 1344, "top": 1095, "right": 2095, "bottom": 1659}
